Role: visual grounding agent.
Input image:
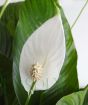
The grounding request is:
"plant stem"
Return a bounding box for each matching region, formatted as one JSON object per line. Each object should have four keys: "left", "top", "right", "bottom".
{"left": 25, "top": 81, "right": 36, "bottom": 105}
{"left": 71, "top": 0, "right": 88, "bottom": 29}
{"left": 0, "top": 0, "right": 9, "bottom": 19}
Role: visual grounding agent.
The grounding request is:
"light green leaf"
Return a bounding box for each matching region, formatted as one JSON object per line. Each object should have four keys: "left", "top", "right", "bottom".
{"left": 83, "top": 87, "right": 88, "bottom": 105}
{"left": 13, "top": 0, "right": 57, "bottom": 105}
{"left": 56, "top": 87, "right": 88, "bottom": 105}
{"left": 40, "top": 4, "right": 79, "bottom": 105}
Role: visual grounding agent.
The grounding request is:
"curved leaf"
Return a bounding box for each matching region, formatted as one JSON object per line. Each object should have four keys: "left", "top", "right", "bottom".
{"left": 40, "top": 4, "right": 79, "bottom": 105}
{"left": 13, "top": 0, "right": 57, "bottom": 105}
{"left": 56, "top": 87, "right": 88, "bottom": 105}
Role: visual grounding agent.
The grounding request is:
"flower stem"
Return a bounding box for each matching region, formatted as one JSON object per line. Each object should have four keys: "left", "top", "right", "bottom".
{"left": 0, "top": 0, "right": 9, "bottom": 20}
{"left": 71, "top": 0, "right": 88, "bottom": 29}
{"left": 25, "top": 81, "right": 36, "bottom": 105}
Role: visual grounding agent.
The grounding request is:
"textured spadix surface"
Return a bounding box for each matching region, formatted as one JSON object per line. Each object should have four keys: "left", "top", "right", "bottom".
{"left": 19, "top": 15, "right": 65, "bottom": 92}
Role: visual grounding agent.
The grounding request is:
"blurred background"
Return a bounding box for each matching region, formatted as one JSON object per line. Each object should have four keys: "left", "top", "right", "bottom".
{"left": 0, "top": 0, "right": 88, "bottom": 88}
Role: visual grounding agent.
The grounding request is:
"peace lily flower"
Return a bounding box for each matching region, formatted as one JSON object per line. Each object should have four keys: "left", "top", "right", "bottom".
{"left": 19, "top": 15, "right": 65, "bottom": 93}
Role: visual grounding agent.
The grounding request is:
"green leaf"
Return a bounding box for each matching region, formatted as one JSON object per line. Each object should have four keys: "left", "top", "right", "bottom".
{"left": 0, "top": 2, "right": 23, "bottom": 64}
{"left": 0, "top": 2, "right": 22, "bottom": 37}
{"left": 0, "top": 2, "right": 23, "bottom": 61}
{"left": 13, "top": 0, "right": 58, "bottom": 105}
{"left": 0, "top": 21, "right": 12, "bottom": 58}
{"left": 0, "top": 21, "right": 12, "bottom": 87}
{"left": 0, "top": 21, "right": 14, "bottom": 105}
{"left": 83, "top": 87, "right": 88, "bottom": 105}
{"left": 0, "top": 2, "right": 22, "bottom": 105}
{"left": 56, "top": 86, "right": 88, "bottom": 105}
{"left": 0, "top": 19, "right": 12, "bottom": 90}
{"left": 40, "top": 4, "right": 79, "bottom": 105}
{"left": 0, "top": 2, "right": 23, "bottom": 78}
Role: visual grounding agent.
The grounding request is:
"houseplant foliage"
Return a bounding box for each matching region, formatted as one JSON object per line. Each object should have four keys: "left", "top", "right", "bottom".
{"left": 0, "top": 0, "right": 88, "bottom": 105}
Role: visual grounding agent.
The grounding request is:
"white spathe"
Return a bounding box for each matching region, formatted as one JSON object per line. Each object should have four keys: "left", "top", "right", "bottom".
{"left": 19, "top": 15, "right": 65, "bottom": 92}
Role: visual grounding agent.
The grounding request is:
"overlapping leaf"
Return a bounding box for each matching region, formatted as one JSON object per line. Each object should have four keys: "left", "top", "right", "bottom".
{"left": 0, "top": 2, "right": 22, "bottom": 67}
{"left": 0, "top": 2, "right": 22, "bottom": 105}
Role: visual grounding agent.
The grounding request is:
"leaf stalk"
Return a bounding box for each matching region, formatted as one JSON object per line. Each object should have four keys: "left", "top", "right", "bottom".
{"left": 0, "top": 0, "right": 9, "bottom": 19}
{"left": 71, "top": 0, "right": 88, "bottom": 29}
{"left": 25, "top": 81, "right": 36, "bottom": 105}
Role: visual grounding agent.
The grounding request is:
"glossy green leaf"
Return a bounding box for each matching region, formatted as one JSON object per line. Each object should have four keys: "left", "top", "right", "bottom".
{"left": 40, "top": 4, "right": 79, "bottom": 105}
{"left": 56, "top": 86, "right": 88, "bottom": 105}
{"left": 13, "top": 0, "right": 57, "bottom": 105}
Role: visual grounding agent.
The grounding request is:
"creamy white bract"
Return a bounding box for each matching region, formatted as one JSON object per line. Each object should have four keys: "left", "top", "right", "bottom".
{"left": 19, "top": 15, "right": 65, "bottom": 92}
